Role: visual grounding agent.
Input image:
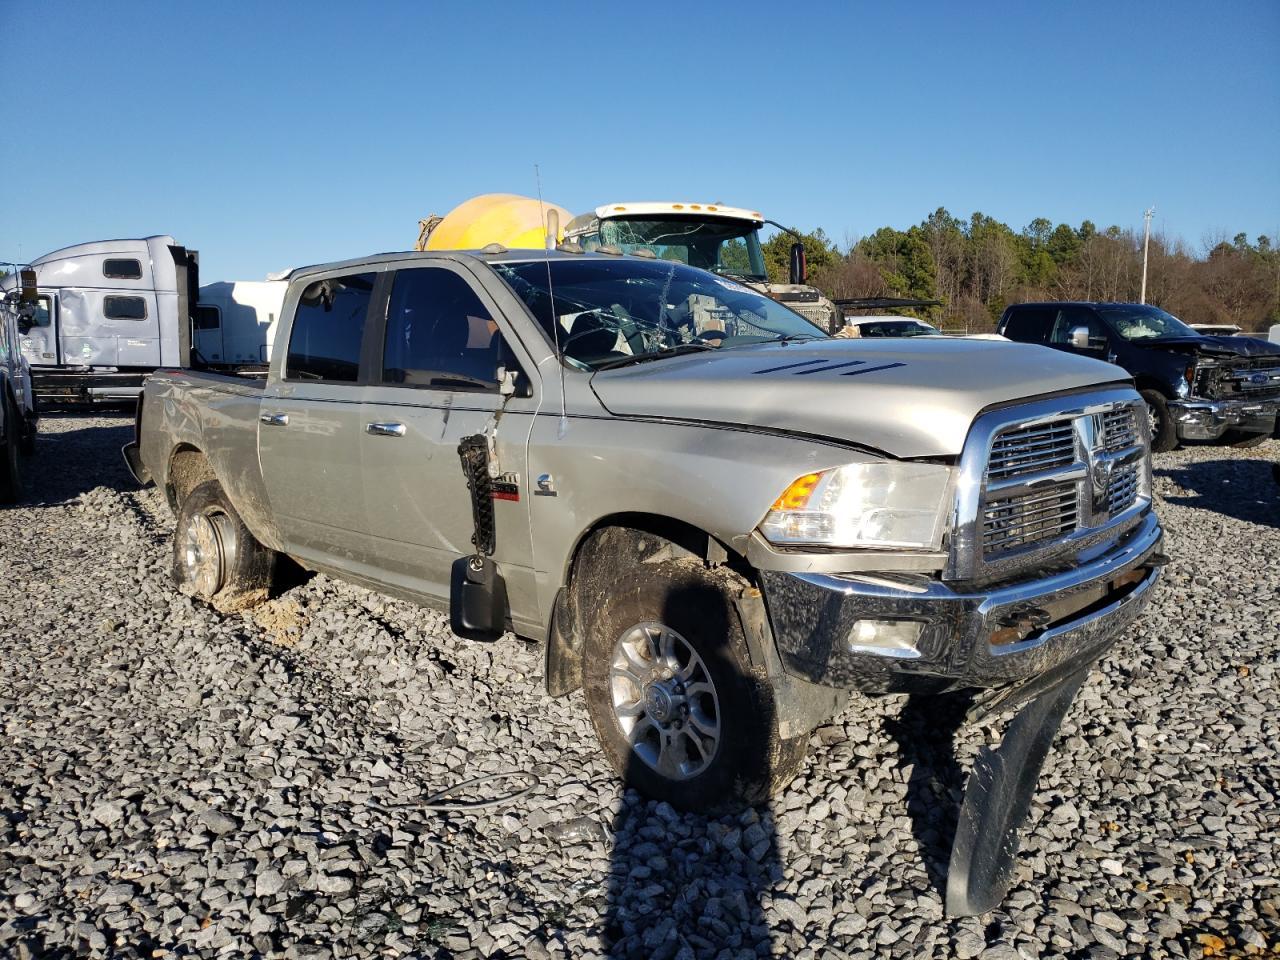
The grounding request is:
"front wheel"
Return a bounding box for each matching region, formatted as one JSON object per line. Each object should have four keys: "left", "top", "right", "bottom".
{"left": 579, "top": 540, "right": 807, "bottom": 815}
{"left": 1140, "top": 389, "right": 1178, "bottom": 453}
{"left": 172, "top": 480, "right": 275, "bottom": 611}
{"left": 0, "top": 396, "right": 23, "bottom": 504}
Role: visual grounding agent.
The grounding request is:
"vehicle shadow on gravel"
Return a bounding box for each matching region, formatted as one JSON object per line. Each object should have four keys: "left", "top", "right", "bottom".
{"left": 1155, "top": 458, "right": 1280, "bottom": 529}
{"left": 883, "top": 692, "right": 972, "bottom": 902}
{"left": 603, "top": 585, "right": 781, "bottom": 959}
{"left": 1, "top": 416, "right": 137, "bottom": 509}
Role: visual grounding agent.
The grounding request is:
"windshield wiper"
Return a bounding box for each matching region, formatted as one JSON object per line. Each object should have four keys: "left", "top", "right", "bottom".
{"left": 759, "top": 333, "right": 823, "bottom": 345}
{"left": 711, "top": 266, "right": 767, "bottom": 283}
{"left": 592, "top": 342, "right": 717, "bottom": 371}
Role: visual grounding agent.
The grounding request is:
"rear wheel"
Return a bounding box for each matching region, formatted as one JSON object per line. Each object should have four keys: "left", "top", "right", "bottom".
{"left": 1140, "top": 389, "right": 1178, "bottom": 453}
{"left": 578, "top": 536, "right": 807, "bottom": 815}
{"left": 172, "top": 480, "right": 275, "bottom": 611}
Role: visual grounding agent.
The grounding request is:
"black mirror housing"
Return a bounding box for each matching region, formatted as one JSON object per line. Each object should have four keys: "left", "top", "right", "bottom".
{"left": 789, "top": 242, "right": 807, "bottom": 285}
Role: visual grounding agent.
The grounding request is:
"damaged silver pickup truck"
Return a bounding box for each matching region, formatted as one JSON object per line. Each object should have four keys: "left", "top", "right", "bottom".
{"left": 126, "top": 249, "right": 1165, "bottom": 913}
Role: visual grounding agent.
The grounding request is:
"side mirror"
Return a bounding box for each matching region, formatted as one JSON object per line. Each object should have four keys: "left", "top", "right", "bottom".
{"left": 789, "top": 241, "right": 807, "bottom": 285}
{"left": 1068, "top": 326, "right": 1092, "bottom": 350}
{"left": 19, "top": 268, "right": 38, "bottom": 305}
{"left": 498, "top": 365, "right": 517, "bottom": 397}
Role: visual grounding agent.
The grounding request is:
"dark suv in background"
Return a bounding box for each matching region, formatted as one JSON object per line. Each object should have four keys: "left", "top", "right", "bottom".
{"left": 998, "top": 302, "right": 1280, "bottom": 451}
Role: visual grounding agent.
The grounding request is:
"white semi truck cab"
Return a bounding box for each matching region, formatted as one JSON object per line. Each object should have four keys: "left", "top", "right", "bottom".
{"left": 3, "top": 236, "right": 201, "bottom": 403}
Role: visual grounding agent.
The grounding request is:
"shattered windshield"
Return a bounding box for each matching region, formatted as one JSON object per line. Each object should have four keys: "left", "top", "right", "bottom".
{"left": 592, "top": 217, "right": 769, "bottom": 281}
{"left": 493, "top": 258, "right": 825, "bottom": 370}
{"left": 1098, "top": 305, "right": 1198, "bottom": 341}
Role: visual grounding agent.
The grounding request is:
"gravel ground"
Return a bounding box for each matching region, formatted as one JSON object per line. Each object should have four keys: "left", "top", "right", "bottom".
{"left": 1, "top": 414, "right": 1277, "bottom": 960}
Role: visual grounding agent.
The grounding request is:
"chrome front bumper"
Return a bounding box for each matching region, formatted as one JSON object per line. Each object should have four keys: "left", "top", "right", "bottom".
{"left": 758, "top": 511, "right": 1164, "bottom": 693}
{"left": 1169, "top": 397, "right": 1278, "bottom": 441}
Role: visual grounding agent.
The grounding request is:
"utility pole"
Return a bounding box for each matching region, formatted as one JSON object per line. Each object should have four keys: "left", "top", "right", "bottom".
{"left": 1139, "top": 207, "right": 1154, "bottom": 304}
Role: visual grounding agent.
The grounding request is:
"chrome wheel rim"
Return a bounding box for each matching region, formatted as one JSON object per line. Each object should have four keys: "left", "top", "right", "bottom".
{"left": 1147, "top": 403, "right": 1160, "bottom": 438}
{"left": 609, "top": 621, "right": 720, "bottom": 781}
{"left": 182, "top": 512, "right": 226, "bottom": 597}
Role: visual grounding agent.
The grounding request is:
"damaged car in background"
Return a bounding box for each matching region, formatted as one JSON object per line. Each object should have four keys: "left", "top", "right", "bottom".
{"left": 999, "top": 301, "right": 1280, "bottom": 452}
{"left": 127, "top": 246, "right": 1165, "bottom": 914}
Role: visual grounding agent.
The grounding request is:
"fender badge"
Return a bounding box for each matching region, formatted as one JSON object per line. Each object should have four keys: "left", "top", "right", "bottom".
{"left": 534, "top": 474, "right": 558, "bottom": 497}
{"left": 491, "top": 472, "right": 520, "bottom": 502}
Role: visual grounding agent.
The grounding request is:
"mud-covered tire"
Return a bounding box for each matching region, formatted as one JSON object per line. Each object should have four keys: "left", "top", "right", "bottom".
{"left": 1141, "top": 389, "right": 1178, "bottom": 453}
{"left": 0, "top": 395, "right": 22, "bottom": 504}
{"left": 1221, "top": 429, "right": 1268, "bottom": 449}
{"left": 172, "top": 480, "right": 275, "bottom": 611}
{"left": 578, "top": 533, "right": 807, "bottom": 815}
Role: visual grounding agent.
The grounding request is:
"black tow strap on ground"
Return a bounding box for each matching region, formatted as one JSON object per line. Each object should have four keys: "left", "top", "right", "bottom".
{"left": 450, "top": 435, "right": 507, "bottom": 641}
{"left": 945, "top": 665, "right": 1088, "bottom": 916}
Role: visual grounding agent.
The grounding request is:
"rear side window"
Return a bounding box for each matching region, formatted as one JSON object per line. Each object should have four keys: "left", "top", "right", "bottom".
{"left": 195, "top": 305, "right": 221, "bottom": 330}
{"left": 103, "top": 258, "right": 143, "bottom": 280}
{"left": 382, "top": 267, "right": 502, "bottom": 390}
{"left": 103, "top": 295, "right": 147, "bottom": 320}
{"left": 286, "top": 273, "right": 376, "bottom": 382}
{"left": 1000, "top": 306, "right": 1054, "bottom": 344}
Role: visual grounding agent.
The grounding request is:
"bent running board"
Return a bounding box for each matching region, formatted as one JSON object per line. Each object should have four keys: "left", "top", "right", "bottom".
{"left": 945, "top": 666, "right": 1087, "bottom": 917}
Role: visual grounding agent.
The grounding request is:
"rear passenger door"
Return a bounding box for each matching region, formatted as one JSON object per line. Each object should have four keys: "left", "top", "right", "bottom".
{"left": 259, "top": 271, "right": 378, "bottom": 569}
{"left": 358, "top": 263, "right": 539, "bottom": 617}
{"left": 1000, "top": 305, "right": 1054, "bottom": 345}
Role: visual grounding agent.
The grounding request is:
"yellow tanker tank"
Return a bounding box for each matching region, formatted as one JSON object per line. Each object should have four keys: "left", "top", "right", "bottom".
{"left": 422, "top": 193, "right": 572, "bottom": 251}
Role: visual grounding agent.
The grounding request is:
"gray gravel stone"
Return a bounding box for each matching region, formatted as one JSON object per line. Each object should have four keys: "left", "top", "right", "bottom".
{"left": 1, "top": 417, "right": 1276, "bottom": 959}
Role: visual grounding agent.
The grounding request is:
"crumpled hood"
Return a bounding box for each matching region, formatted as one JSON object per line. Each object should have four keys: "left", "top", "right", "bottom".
{"left": 589, "top": 339, "right": 1128, "bottom": 459}
{"left": 1130, "top": 335, "right": 1280, "bottom": 359}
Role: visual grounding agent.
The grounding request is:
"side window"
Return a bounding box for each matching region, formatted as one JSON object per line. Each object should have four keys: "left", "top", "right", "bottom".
{"left": 103, "top": 295, "right": 148, "bottom": 320}
{"left": 382, "top": 268, "right": 502, "bottom": 390}
{"left": 103, "top": 258, "right": 143, "bottom": 280}
{"left": 1001, "top": 306, "right": 1053, "bottom": 343}
{"left": 286, "top": 273, "right": 376, "bottom": 382}
{"left": 33, "top": 295, "right": 54, "bottom": 327}
{"left": 1050, "top": 307, "right": 1106, "bottom": 346}
{"left": 195, "top": 305, "right": 221, "bottom": 330}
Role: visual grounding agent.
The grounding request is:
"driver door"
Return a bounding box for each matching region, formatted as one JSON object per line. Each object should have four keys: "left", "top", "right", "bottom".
{"left": 1048, "top": 306, "right": 1110, "bottom": 358}
{"left": 357, "top": 263, "right": 540, "bottom": 621}
{"left": 20, "top": 294, "right": 59, "bottom": 367}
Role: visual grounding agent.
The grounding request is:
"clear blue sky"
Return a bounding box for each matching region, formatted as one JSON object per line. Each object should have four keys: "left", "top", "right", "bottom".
{"left": 3, "top": 0, "right": 1277, "bottom": 281}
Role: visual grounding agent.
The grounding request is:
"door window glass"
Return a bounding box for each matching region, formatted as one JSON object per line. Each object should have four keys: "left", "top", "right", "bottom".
{"left": 103, "top": 295, "right": 148, "bottom": 320}
{"left": 103, "top": 258, "right": 143, "bottom": 279}
{"left": 1049, "top": 307, "right": 1106, "bottom": 347}
{"left": 32, "top": 296, "right": 53, "bottom": 327}
{"left": 286, "top": 273, "right": 376, "bottom": 382}
{"left": 195, "top": 305, "right": 221, "bottom": 330}
{"left": 1001, "top": 306, "right": 1053, "bottom": 343}
{"left": 382, "top": 268, "right": 502, "bottom": 390}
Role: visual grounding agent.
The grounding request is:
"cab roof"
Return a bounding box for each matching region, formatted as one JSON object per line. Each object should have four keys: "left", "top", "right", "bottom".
{"left": 593, "top": 202, "right": 763, "bottom": 222}
{"left": 281, "top": 248, "right": 658, "bottom": 282}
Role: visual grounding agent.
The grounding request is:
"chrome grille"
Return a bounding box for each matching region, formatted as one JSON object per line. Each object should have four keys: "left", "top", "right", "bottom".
{"left": 951, "top": 390, "right": 1152, "bottom": 581}
{"left": 982, "top": 483, "right": 1078, "bottom": 554}
{"left": 986, "top": 419, "right": 1075, "bottom": 481}
{"left": 1107, "top": 465, "right": 1139, "bottom": 516}
{"left": 1101, "top": 408, "right": 1137, "bottom": 451}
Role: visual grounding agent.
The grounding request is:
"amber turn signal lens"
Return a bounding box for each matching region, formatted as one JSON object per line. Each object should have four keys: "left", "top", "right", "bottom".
{"left": 771, "top": 472, "right": 823, "bottom": 511}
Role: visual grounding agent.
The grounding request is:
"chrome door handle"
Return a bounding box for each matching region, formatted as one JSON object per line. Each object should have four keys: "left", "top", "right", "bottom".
{"left": 366, "top": 421, "right": 406, "bottom": 437}
{"left": 260, "top": 412, "right": 289, "bottom": 427}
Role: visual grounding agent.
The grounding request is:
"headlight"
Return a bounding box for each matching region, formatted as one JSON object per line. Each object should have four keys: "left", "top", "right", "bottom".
{"left": 759, "top": 462, "right": 952, "bottom": 550}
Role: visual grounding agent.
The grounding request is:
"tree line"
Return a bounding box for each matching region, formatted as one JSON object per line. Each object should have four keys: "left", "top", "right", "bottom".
{"left": 764, "top": 210, "right": 1280, "bottom": 333}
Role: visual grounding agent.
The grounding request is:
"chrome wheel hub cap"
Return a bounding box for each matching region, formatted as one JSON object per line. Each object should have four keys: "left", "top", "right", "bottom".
{"left": 1147, "top": 403, "right": 1160, "bottom": 436}
{"left": 182, "top": 512, "right": 226, "bottom": 598}
{"left": 609, "top": 621, "right": 720, "bottom": 781}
